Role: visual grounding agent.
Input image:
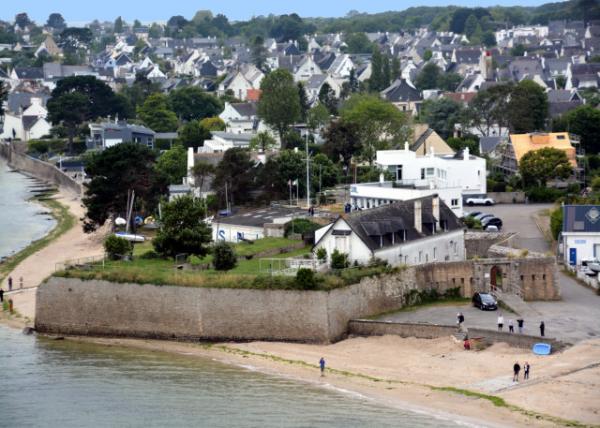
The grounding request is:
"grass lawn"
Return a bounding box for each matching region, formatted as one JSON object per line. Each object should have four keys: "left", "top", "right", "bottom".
{"left": 57, "top": 237, "right": 312, "bottom": 288}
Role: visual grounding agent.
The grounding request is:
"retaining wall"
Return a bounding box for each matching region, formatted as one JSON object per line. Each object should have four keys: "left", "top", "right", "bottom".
{"left": 486, "top": 192, "right": 526, "bottom": 204}
{"left": 0, "top": 142, "right": 82, "bottom": 195}
{"left": 348, "top": 320, "right": 568, "bottom": 351}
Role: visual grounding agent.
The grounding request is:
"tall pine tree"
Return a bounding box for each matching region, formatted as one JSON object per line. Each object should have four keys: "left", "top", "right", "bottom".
{"left": 370, "top": 47, "right": 384, "bottom": 92}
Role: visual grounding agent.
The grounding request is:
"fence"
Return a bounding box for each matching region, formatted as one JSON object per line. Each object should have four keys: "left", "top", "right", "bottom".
{"left": 259, "top": 257, "right": 326, "bottom": 275}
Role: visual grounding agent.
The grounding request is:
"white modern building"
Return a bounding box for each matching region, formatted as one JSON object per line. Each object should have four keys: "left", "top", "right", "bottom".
{"left": 314, "top": 195, "right": 465, "bottom": 267}
{"left": 349, "top": 145, "right": 487, "bottom": 218}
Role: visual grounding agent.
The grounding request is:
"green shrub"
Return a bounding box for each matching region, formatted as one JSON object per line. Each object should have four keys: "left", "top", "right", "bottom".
{"left": 104, "top": 235, "right": 133, "bottom": 260}
{"left": 188, "top": 255, "right": 203, "bottom": 266}
{"left": 463, "top": 216, "right": 482, "bottom": 230}
{"left": 550, "top": 207, "right": 563, "bottom": 240}
{"left": 316, "top": 247, "right": 327, "bottom": 263}
{"left": 330, "top": 249, "right": 349, "bottom": 269}
{"left": 212, "top": 242, "right": 237, "bottom": 271}
{"left": 139, "top": 250, "right": 160, "bottom": 259}
{"left": 295, "top": 268, "right": 318, "bottom": 290}
{"left": 284, "top": 219, "right": 321, "bottom": 237}
{"left": 526, "top": 187, "right": 565, "bottom": 203}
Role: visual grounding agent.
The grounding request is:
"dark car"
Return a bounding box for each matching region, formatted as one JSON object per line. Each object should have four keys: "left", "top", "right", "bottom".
{"left": 472, "top": 292, "right": 498, "bottom": 311}
{"left": 481, "top": 217, "right": 503, "bottom": 230}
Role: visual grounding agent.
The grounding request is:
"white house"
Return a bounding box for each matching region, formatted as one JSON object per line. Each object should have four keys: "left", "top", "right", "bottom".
{"left": 559, "top": 205, "right": 600, "bottom": 266}
{"left": 375, "top": 145, "right": 487, "bottom": 196}
{"left": 1, "top": 97, "right": 51, "bottom": 141}
{"left": 314, "top": 195, "right": 465, "bottom": 266}
{"left": 200, "top": 131, "right": 255, "bottom": 153}
{"left": 293, "top": 55, "right": 322, "bottom": 82}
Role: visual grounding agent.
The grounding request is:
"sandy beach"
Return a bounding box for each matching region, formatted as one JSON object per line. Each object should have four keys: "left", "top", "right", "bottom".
{"left": 2, "top": 188, "right": 104, "bottom": 321}
{"left": 46, "top": 334, "right": 598, "bottom": 428}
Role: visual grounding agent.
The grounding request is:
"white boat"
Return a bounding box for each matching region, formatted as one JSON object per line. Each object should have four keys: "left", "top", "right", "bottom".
{"left": 115, "top": 232, "right": 145, "bottom": 242}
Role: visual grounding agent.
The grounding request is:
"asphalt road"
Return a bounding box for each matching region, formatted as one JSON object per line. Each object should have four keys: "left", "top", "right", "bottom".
{"left": 379, "top": 203, "right": 600, "bottom": 344}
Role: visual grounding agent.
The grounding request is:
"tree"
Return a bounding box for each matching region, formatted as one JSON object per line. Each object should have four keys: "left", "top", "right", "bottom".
{"left": 212, "top": 148, "right": 256, "bottom": 206}
{"left": 120, "top": 73, "right": 161, "bottom": 109}
{"left": 138, "top": 93, "right": 178, "bottom": 132}
{"left": 465, "top": 84, "right": 512, "bottom": 136}
{"left": 178, "top": 120, "right": 212, "bottom": 148}
{"left": 297, "top": 82, "right": 310, "bottom": 121}
{"left": 519, "top": 147, "right": 572, "bottom": 187}
{"left": 423, "top": 49, "right": 433, "bottom": 61}
{"left": 251, "top": 36, "right": 268, "bottom": 71}
{"left": 15, "top": 13, "right": 32, "bottom": 29}
{"left": 190, "top": 160, "right": 216, "bottom": 192}
{"left": 340, "top": 94, "right": 410, "bottom": 164}
{"left": 168, "top": 86, "right": 223, "bottom": 122}
{"left": 153, "top": 195, "right": 212, "bottom": 258}
{"left": 345, "top": 32, "right": 373, "bottom": 53}
{"left": 114, "top": 16, "right": 124, "bottom": 33}
{"left": 369, "top": 47, "right": 384, "bottom": 91}
{"left": 382, "top": 55, "right": 391, "bottom": 89}
{"left": 446, "top": 137, "right": 480, "bottom": 156}
{"left": 391, "top": 57, "right": 401, "bottom": 80}
{"left": 104, "top": 235, "right": 133, "bottom": 260}
{"left": 307, "top": 103, "right": 330, "bottom": 132}
{"left": 249, "top": 131, "right": 277, "bottom": 152}
{"left": 47, "top": 76, "right": 125, "bottom": 151}
{"left": 148, "top": 23, "right": 163, "bottom": 38}
{"left": 83, "top": 143, "right": 168, "bottom": 229}
{"left": 259, "top": 149, "right": 305, "bottom": 199}
{"left": 511, "top": 44, "right": 526, "bottom": 57}
{"left": 270, "top": 13, "right": 305, "bottom": 42}
{"left": 419, "top": 98, "right": 465, "bottom": 140}
{"left": 212, "top": 242, "right": 237, "bottom": 271}
{"left": 318, "top": 82, "right": 338, "bottom": 115}
{"left": 464, "top": 14, "right": 479, "bottom": 38}
{"left": 322, "top": 119, "right": 362, "bottom": 171}
{"left": 199, "top": 117, "right": 226, "bottom": 131}
{"left": 482, "top": 31, "right": 497, "bottom": 47}
{"left": 311, "top": 153, "right": 341, "bottom": 192}
{"left": 46, "top": 13, "right": 66, "bottom": 31}
{"left": 257, "top": 69, "right": 301, "bottom": 148}
{"left": 552, "top": 105, "right": 600, "bottom": 153}
{"left": 415, "top": 63, "right": 441, "bottom": 90}
{"left": 59, "top": 27, "right": 93, "bottom": 53}
{"left": 155, "top": 145, "right": 187, "bottom": 184}
{"left": 438, "top": 72, "right": 462, "bottom": 91}
{"left": 507, "top": 80, "right": 548, "bottom": 133}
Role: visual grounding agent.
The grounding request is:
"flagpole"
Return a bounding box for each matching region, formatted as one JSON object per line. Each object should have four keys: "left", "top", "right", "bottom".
{"left": 306, "top": 132, "right": 310, "bottom": 208}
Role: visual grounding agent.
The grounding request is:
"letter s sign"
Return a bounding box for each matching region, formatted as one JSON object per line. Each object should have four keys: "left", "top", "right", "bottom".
{"left": 218, "top": 229, "right": 225, "bottom": 241}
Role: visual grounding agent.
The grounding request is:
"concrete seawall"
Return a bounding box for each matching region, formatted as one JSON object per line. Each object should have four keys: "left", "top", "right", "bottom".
{"left": 0, "top": 142, "right": 82, "bottom": 196}
{"left": 348, "top": 319, "right": 567, "bottom": 351}
{"left": 35, "top": 271, "right": 419, "bottom": 343}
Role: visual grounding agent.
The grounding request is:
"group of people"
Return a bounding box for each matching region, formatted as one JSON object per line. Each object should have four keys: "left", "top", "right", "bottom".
{"left": 513, "top": 361, "right": 531, "bottom": 382}
{"left": 497, "top": 314, "right": 546, "bottom": 336}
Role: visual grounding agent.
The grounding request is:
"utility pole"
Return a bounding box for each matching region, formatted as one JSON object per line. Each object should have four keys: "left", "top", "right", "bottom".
{"left": 225, "top": 181, "right": 230, "bottom": 213}
{"left": 305, "top": 133, "right": 310, "bottom": 208}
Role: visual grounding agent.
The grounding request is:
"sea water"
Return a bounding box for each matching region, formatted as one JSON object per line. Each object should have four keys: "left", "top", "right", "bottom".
{"left": 0, "top": 327, "right": 464, "bottom": 428}
{"left": 0, "top": 158, "right": 56, "bottom": 259}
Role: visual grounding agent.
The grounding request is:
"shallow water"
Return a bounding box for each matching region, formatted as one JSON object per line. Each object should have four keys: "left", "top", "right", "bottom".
{"left": 0, "top": 327, "right": 463, "bottom": 428}
{"left": 0, "top": 158, "right": 56, "bottom": 259}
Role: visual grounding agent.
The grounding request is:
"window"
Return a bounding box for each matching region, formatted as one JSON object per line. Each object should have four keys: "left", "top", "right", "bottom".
{"left": 426, "top": 168, "right": 434, "bottom": 176}
{"left": 396, "top": 165, "right": 403, "bottom": 181}
{"left": 451, "top": 199, "right": 459, "bottom": 207}
{"left": 433, "top": 247, "right": 437, "bottom": 260}
{"left": 421, "top": 168, "right": 425, "bottom": 179}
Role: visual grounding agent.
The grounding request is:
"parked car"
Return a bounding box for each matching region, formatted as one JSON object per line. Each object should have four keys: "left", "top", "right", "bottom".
{"left": 466, "top": 197, "right": 495, "bottom": 206}
{"left": 482, "top": 217, "right": 503, "bottom": 230}
{"left": 472, "top": 292, "right": 498, "bottom": 310}
{"left": 465, "top": 211, "right": 482, "bottom": 218}
{"left": 485, "top": 225, "right": 499, "bottom": 232}
{"left": 474, "top": 213, "right": 494, "bottom": 222}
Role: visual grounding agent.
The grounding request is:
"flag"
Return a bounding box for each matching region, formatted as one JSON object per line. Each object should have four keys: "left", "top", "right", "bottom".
{"left": 292, "top": 179, "right": 298, "bottom": 186}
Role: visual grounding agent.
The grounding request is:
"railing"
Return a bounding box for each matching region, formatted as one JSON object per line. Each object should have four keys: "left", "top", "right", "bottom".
{"left": 258, "top": 257, "right": 327, "bottom": 275}
{"left": 55, "top": 254, "right": 106, "bottom": 272}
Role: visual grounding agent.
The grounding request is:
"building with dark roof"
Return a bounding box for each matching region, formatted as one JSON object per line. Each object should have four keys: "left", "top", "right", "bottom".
{"left": 314, "top": 195, "right": 465, "bottom": 266}
{"left": 88, "top": 122, "right": 155, "bottom": 150}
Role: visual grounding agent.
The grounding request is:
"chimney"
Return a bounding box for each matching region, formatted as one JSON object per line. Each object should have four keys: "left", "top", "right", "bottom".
{"left": 414, "top": 200, "right": 422, "bottom": 234}
{"left": 432, "top": 195, "right": 440, "bottom": 232}
{"left": 404, "top": 141, "right": 410, "bottom": 151}
{"left": 463, "top": 146, "right": 469, "bottom": 161}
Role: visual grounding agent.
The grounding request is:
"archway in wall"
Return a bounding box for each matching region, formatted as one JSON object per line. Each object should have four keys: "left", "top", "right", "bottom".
{"left": 490, "top": 265, "right": 503, "bottom": 292}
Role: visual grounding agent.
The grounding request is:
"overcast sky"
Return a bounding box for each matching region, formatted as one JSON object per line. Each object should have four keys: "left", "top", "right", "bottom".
{"left": 4, "top": 0, "right": 554, "bottom": 24}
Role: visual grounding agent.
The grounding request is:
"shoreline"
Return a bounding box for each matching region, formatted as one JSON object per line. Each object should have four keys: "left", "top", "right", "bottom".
{"left": 21, "top": 332, "right": 598, "bottom": 428}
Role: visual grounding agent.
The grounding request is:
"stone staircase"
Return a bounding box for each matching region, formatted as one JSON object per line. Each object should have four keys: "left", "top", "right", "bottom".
{"left": 493, "top": 289, "right": 541, "bottom": 317}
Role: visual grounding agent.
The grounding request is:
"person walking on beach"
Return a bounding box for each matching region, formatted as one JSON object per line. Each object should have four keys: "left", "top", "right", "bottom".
{"left": 319, "top": 357, "right": 326, "bottom": 377}
{"left": 508, "top": 319, "right": 514, "bottom": 333}
{"left": 517, "top": 318, "right": 524, "bottom": 334}
{"left": 497, "top": 314, "right": 504, "bottom": 331}
{"left": 8, "top": 276, "right": 12, "bottom": 291}
{"left": 524, "top": 362, "right": 530, "bottom": 380}
{"left": 540, "top": 321, "right": 545, "bottom": 337}
{"left": 513, "top": 362, "right": 521, "bottom": 382}
{"left": 457, "top": 312, "right": 464, "bottom": 326}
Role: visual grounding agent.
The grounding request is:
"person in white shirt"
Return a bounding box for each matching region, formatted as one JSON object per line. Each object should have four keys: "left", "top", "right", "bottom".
{"left": 497, "top": 313, "right": 504, "bottom": 331}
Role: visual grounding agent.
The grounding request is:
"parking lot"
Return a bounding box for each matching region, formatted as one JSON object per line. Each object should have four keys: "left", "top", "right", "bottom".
{"left": 376, "top": 203, "right": 600, "bottom": 344}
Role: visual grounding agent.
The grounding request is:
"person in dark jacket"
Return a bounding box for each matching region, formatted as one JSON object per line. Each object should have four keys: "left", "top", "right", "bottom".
{"left": 540, "top": 321, "right": 545, "bottom": 337}
{"left": 513, "top": 362, "right": 521, "bottom": 382}
{"left": 319, "top": 357, "right": 326, "bottom": 377}
{"left": 524, "top": 362, "right": 530, "bottom": 380}
{"left": 517, "top": 318, "right": 524, "bottom": 334}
